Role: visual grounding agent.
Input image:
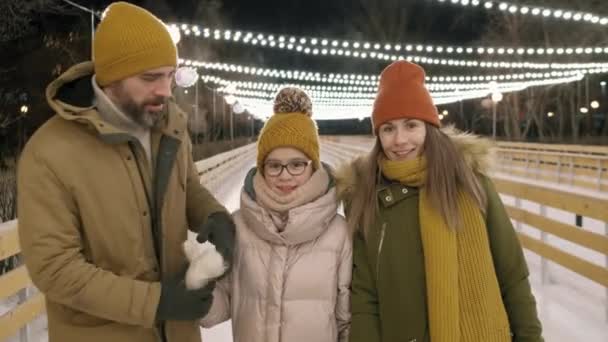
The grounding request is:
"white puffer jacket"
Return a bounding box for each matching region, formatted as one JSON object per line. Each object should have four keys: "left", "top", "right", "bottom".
{"left": 201, "top": 183, "right": 352, "bottom": 342}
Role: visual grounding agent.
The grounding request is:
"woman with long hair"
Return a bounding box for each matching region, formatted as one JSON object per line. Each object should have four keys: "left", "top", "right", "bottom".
{"left": 338, "top": 61, "right": 543, "bottom": 342}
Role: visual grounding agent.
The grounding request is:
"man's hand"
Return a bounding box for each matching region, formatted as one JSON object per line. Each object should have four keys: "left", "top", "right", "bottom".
{"left": 196, "top": 212, "right": 236, "bottom": 266}
{"left": 156, "top": 270, "right": 216, "bottom": 321}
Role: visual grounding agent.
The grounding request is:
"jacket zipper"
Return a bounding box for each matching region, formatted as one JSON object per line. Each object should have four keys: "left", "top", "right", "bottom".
{"left": 376, "top": 222, "right": 387, "bottom": 283}
{"left": 129, "top": 142, "right": 165, "bottom": 342}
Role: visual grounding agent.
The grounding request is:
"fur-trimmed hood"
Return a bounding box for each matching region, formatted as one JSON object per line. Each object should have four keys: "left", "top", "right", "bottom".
{"left": 334, "top": 126, "right": 495, "bottom": 202}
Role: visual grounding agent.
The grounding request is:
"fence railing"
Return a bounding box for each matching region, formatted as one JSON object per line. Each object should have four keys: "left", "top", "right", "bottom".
{"left": 322, "top": 135, "right": 608, "bottom": 193}
{"left": 0, "top": 220, "right": 44, "bottom": 342}
{"left": 0, "top": 143, "right": 255, "bottom": 341}
{"left": 495, "top": 141, "right": 608, "bottom": 192}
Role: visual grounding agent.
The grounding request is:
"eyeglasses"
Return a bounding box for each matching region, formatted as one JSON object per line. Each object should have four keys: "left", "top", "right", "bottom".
{"left": 263, "top": 160, "right": 312, "bottom": 177}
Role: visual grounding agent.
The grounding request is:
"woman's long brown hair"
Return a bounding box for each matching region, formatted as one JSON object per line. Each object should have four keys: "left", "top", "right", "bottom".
{"left": 346, "top": 124, "right": 487, "bottom": 237}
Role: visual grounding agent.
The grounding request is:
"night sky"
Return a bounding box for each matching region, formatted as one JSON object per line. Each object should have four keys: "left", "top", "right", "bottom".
{"left": 1, "top": 0, "right": 490, "bottom": 129}
{"left": 74, "top": 0, "right": 489, "bottom": 75}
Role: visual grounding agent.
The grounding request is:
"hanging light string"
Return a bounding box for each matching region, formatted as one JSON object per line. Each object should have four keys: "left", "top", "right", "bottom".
{"left": 213, "top": 73, "right": 582, "bottom": 120}
{"left": 180, "top": 58, "right": 608, "bottom": 87}
{"left": 170, "top": 22, "right": 608, "bottom": 61}
{"left": 426, "top": 0, "right": 608, "bottom": 27}
{"left": 198, "top": 72, "right": 597, "bottom": 97}
{"left": 200, "top": 73, "right": 583, "bottom": 105}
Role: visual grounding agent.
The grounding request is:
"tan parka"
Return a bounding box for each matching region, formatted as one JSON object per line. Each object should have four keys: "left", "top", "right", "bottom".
{"left": 17, "top": 62, "right": 227, "bottom": 342}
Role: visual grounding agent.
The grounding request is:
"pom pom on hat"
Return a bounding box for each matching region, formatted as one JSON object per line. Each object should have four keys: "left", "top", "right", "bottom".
{"left": 273, "top": 87, "right": 313, "bottom": 116}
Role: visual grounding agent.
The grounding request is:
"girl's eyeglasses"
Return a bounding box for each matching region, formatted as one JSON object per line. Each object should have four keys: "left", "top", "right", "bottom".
{"left": 263, "top": 160, "right": 312, "bottom": 177}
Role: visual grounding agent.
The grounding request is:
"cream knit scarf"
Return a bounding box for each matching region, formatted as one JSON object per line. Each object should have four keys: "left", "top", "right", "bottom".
{"left": 253, "top": 167, "right": 330, "bottom": 231}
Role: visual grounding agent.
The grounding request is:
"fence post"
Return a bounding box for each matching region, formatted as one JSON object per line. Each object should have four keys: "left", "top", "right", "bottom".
{"left": 556, "top": 155, "right": 562, "bottom": 184}
{"left": 524, "top": 151, "right": 531, "bottom": 177}
{"left": 18, "top": 287, "right": 31, "bottom": 342}
{"left": 515, "top": 197, "right": 522, "bottom": 231}
{"left": 539, "top": 205, "right": 551, "bottom": 285}
{"left": 569, "top": 156, "right": 575, "bottom": 185}
{"left": 597, "top": 159, "right": 603, "bottom": 191}
{"left": 535, "top": 153, "right": 541, "bottom": 180}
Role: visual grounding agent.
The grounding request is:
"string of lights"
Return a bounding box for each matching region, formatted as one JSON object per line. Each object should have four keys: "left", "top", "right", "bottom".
{"left": 199, "top": 74, "right": 590, "bottom": 99}
{"left": 181, "top": 58, "right": 608, "bottom": 89}
{"left": 198, "top": 72, "right": 583, "bottom": 120}
{"left": 169, "top": 23, "right": 608, "bottom": 62}
{"left": 427, "top": 0, "right": 608, "bottom": 27}
{"left": 216, "top": 75, "right": 582, "bottom": 120}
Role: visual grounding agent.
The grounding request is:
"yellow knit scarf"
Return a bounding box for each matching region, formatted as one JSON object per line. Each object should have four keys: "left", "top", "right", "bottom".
{"left": 381, "top": 156, "right": 511, "bottom": 342}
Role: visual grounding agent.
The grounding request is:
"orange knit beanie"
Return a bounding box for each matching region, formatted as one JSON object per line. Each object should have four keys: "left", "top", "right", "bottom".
{"left": 372, "top": 61, "right": 440, "bottom": 132}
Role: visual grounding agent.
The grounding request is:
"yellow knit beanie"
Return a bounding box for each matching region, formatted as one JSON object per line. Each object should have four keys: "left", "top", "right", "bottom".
{"left": 93, "top": 2, "right": 177, "bottom": 87}
{"left": 257, "top": 87, "right": 320, "bottom": 170}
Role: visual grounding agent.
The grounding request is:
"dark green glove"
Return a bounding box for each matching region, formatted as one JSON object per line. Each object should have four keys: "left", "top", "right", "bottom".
{"left": 196, "top": 211, "right": 236, "bottom": 266}
{"left": 155, "top": 271, "right": 215, "bottom": 321}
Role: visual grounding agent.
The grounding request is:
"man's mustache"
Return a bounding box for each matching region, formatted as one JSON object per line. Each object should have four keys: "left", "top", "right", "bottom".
{"left": 144, "top": 97, "right": 167, "bottom": 106}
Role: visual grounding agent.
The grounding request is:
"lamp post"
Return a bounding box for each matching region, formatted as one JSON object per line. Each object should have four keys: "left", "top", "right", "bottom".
{"left": 17, "top": 105, "right": 29, "bottom": 153}
{"left": 249, "top": 115, "right": 255, "bottom": 139}
{"left": 225, "top": 95, "right": 237, "bottom": 144}
{"left": 491, "top": 92, "right": 503, "bottom": 139}
{"left": 174, "top": 67, "right": 199, "bottom": 142}
{"left": 232, "top": 101, "right": 245, "bottom": 142}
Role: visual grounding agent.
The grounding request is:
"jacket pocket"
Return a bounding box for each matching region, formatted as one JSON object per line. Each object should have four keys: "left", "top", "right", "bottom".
{"left": 62, "top": 305, "right": 111, "bottom": 327}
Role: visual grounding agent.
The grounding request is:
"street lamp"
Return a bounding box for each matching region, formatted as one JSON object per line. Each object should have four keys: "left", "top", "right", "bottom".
{"left": 20, "top": 105, "right": 29, "bottom": 114}
{"left": 231, "top": 102, "right": 245, "bottom": 141}
{"left": 547, "top": 112, "right": 555, "bottom": 118}
{"left": 590, "top": 100, "right": 600, "bottom": 109}
{"left": 491, "top": 92, "right": 503, "bottom": 139}
{"left": 580, "top": 107, "right": 589, "bottom": 114}
{"left": 167, "top": 25, "right": 181, "bottom": 44}
{"left": 233, "top": 102, "right": 244, "bottom": 114}
{"left": 225, "top": 95, "right": 237, "bottom": 106}
{"left": 248, "top": 115, "right": 255, "bottom": 139}
{"left": 175, "top": 67, "right": 199, "bottom": 142}
{"left": 225, "top": 95, "right": 237, "bottom": 144}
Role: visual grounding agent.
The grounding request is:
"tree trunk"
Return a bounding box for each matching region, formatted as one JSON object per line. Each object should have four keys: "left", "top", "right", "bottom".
{"left": 602, "top": 110, "right": 608, "bottom": 136}
{"left": 557, "top": 88, "right": 566, "bottom": 140}
{"left": 570, "top": 89, "right": 579, "bottom": 143}
{"left": 458, "top": 101, "right": 468, "bottom": 131}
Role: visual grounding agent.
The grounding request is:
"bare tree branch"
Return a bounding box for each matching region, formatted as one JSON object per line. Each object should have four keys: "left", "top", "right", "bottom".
{"left": 0, "top": 0, "right": 76, "bottom": 43}
{"left": 477, "top": 0, "right": 608, "bottom": 141}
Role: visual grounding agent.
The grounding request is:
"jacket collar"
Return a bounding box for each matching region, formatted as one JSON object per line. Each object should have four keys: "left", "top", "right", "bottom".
{"left": 46, "top": 61, "right": 187, "bottom": 144}
{"left": 376, "top": 181, "right": 419, "bottom": 208}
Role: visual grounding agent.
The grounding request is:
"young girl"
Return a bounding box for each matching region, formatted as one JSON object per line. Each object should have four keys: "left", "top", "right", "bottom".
{"left": 201, "top": 87, "right": 351, "bottom": 342}
{"left": 338, "top": 61, "right": 543, "bottom": 342}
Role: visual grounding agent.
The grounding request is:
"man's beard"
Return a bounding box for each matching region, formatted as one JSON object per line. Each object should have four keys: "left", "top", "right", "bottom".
{"left": 119, "top": 95, "right": 167, "bottom": 129}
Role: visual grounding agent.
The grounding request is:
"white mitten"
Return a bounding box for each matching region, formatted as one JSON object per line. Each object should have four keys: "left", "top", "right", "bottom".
{"left": 183, "top": 239, "right": 228, "bottom": 290}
